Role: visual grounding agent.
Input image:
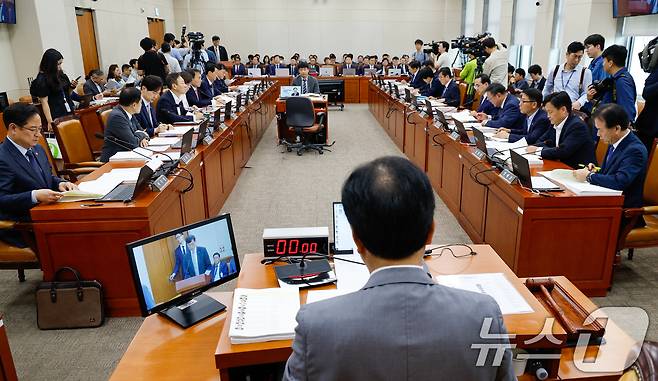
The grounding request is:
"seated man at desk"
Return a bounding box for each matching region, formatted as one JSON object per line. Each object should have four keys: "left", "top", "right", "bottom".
{"left": 527, "top": 91, "right": 596, "bottom": 168}
{"left": 478, "top": 83, "right": 525, "bottom": 132}
{"left": 471, "top": 74, "right": 497, "bottom": 116}
{"left": 573, "top": 104, "right": 647, "bottom": 208}
{"left": 341, "top": 54, "right": 357, "bottom": 74}
{"left": 186, "top": 68, "right": 212, "bottom": 108}
{"left": 231, "top": 55, "right": 247, "bottom": 76}
{"left": 493, "top": 88, "right": 550, "bottom": 144}
{"left": 83, "top": 69, "right": 116, "bottom": 98}
{"left": 267, "top": 55, "right": 287, "bottom": 75}
{"left": 0, "top": 103, "right": 77, "bottom": 247}
{"left": 100, "top": 87, "right": 150, "bottom": 162}
{"left": 292, "top": 62, "right": 320, "bottom": 94}
{"left": 283, "top": 156, "right": 513, "bottom": 380}
{"left": 403, "top": 60, "right": 423, "bottom": 89}
{"left": 156, "top": 72, "right": 203, "bottom": 124}
{"left": 200, "top": 62, "right": 220, "bottom": 101}
{"left": 135, "top": 75, "right": 172, "bottom": 137}
{"left": 435, "top": 67, "right": 460, "bottom": 107}
{"left": 214, "top": 63, "right": 231, "bottom": 94}
{"left": 416, "top": 67, "right": 436, "bottom": 97}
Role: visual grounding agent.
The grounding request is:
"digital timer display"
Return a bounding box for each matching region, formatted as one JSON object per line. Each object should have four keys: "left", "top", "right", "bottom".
{"left": 263, "top": 237, "right": 329, "bottom": 258}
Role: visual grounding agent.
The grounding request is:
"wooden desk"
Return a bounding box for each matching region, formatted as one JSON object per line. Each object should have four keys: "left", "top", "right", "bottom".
{"left": 75, "top": 101, "right": 118, "bottom": 152}
{"left": 109, "top": 292, "right": 232, "bottom": 381}
{"left": 30, "top": 83, "right": 280, "bottom": 316}
{"left": 0, "top": 314, "right": 18, "bottom": 381}
{"left": 275, "top": 97, "right": 329, "bottom": 144}
{"left": 368, "top": 82, "right": 623, "bottom": 296}
{"left": 213, "top": 247, "right": 636, "bottom": 380}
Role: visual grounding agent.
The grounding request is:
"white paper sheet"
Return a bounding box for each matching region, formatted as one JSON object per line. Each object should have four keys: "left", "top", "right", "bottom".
{"left": 306, "top": 289, "right": 350, "bottom": 304}
{"left": 109, "top": 151, "right": 150, "bottom": 161}
{"left": 153, "top": 152, "right": 180, "bottom": 161}
{"left": 148, "top": 137, "right": 180, "bottom": 146}
{"left": 435, "top": 273, "right": 533, "bottom": 315}
{"left": 539, "top": 170, "right": 623, "bottom": 196}
{"left": 449, "top": 110, "right": 478, "bottom": 123}
{"left": 229, "top": 288, "right": 300, "bottom": 344}
{"left": 334, "top": 254, "right": 370, "bottom": 292}
{"left": 77, "top": 168, "right": 141, "bottom": 196}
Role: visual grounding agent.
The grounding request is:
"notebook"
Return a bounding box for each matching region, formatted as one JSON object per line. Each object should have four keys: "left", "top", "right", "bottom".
{"left": 228, "top": 288, "right": 300, "bottom": 344}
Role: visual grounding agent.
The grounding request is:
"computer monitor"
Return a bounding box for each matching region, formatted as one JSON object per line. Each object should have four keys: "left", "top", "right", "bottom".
{"left": 319, "top": 67, "right": 334, "bottom": 77}
{"left": 332, "top": 202, "right": 356, "bottom": 254}
{"left": 126, "top": 214, "right": 240, "bottom": 327}
{"left": 235, "top": 93, "right": 242, "bottom": 112}
{"left": 424, "top": 99, "right": 434, "bottom": 118}
{"left": 223, "top": 101, "right": 232, "bottom": 121}
{"left": 247, "top": 68, "right": 261, "bottom": 77}
{"left": 0, "top": 92, "right": 8, "bottom": 112}
{"left": 280, "top": 86, "right": 301, "bottom": 98}
{"left": 404, "top": 88, "right": 411, "bottom": 103}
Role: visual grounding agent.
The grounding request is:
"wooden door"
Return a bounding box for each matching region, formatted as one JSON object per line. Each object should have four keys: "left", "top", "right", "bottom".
{"left": 75, "top": 8, "right": 100, "bottom": 76}
{"left": 147, "top": 18, "right": 166, "bottom": 48}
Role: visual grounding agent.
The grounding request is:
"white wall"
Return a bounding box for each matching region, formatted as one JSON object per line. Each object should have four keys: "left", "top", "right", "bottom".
{"left": 0, "top": 26, "right": 19, "bottom": 99}
{"left": 172, "top": 0, "right": 461, "bottom": 61}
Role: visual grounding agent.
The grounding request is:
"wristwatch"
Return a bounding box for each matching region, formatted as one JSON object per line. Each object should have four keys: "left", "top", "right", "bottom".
{"left": 586, "top": 172, "right": 593, "bottom": 183}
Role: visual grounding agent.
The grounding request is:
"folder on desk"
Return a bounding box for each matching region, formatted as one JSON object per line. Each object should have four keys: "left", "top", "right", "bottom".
{"left": 275, "top": 68, "right": 289, "bottom": 77}
{"left": 228, "top": 288, "right": 299, "bottom": 344}
{"left": 319, "top": 67, "right": 334, "bottom": 77}
{"left": 342, "top": 68, "right": 356, "bottom": 76}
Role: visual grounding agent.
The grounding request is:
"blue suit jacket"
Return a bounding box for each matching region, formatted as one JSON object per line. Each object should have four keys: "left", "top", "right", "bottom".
{"left": 440, "top": 80, "right": 460, "bottom": 107}
{"left": 232, "top": 63, "right": 247, "bottom": 76}
{"left": 484, "top": 95, "right": 525, "bottom": 131}
{"left": 156, "top": 91, "right": 194, "bottom": 124}
{"left": 267, "top": 64, "right": 287, "bottom": 76}
{"left": 477, "top": 97, "right": 498, "bottom": 116}
{"left": 508, "top": 109, "right": 551, "bottom": 145}
{"left": 423, "top": 76, "right": 444, "bottom": 97}
{"left": 172, "top": 245, "right": 194, "bottom": 280}
{"left": 199, "top": 76, "right": 217, "bottom": 100}
{"left": 193, "top": 246, "right": 212, "bottom": 275}
{"left": 590, "top": 132, "right": 647, "bottom": 208}
{"left": 0, "top": 140, "right": 63, "bottom": 246}
{"left": 410, "top": 72, "right": 425, "bottom": 89}
{"left": 536, "top": 114, "right": 596, "bottom": 169}
{"left": 214, "top": 78, "right": 228, "bottom": 94}
{"left": 134, "top": 101, "right": 159, "bottom": 137}
{"left": 186, "top": 86, "right": 211, "bottom": 108}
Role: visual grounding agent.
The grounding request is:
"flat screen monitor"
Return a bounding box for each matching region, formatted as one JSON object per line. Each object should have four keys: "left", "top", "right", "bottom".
{"left": 333, "top": 202, "right": 356, "bottom": 254}
{"left": 247, "top": 68, "right": 262, "bottom": 77}
{"left": 0, "top": 0, "right": 16, "bottom": 24}
{"left": 126, "top": 214, "right": 240, "bottom": 327}
{"left": 613, "top": 0, "right": 658, "bottom": 17}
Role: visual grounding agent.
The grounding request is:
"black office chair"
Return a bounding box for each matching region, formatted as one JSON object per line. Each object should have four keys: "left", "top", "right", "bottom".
{"left": 282, "top": 97, "right": 329, "bottom": 156}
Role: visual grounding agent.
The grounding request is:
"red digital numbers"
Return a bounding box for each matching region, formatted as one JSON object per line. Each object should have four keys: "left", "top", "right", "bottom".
{"left": 275, "top": 240, "right": 319, "bottom": 255}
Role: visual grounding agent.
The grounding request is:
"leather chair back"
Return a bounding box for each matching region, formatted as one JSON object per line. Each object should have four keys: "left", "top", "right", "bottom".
{"left": 37, "top": 135, "right": 57, "bottom": 176}
{"left": 97, "top": 106, "right": 113, "bottom": 131}
{"left": 52, "top": 118, "right": 94, "bottom": 165}
{"left": 637, "top": 100, "right": 645, "bottom": 116}
{"left": 472, "top": 92, "right": 481, "bottom": 111}
{"left": 595, "top": 139, "right": 609, "bottom": 167}
{"left": 0, "top": 116, "right": 5, "bottom": 143}
{"left": 644, "top": 139, "right": 658, "bottom": 206}
{"left": 458, "top": 82, "right": 468, "bottom": 108}
{"left": 285, "top": 97, "right": 315, "bottom": 128}
{"left": 452, "top": 68, "right": 461, "bottom": 78}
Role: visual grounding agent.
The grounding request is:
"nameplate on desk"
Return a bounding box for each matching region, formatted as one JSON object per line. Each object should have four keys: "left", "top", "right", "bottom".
{"left": 151, "top": 175, "right": 169, "bottom": 192}
{"left": 449, "top": 132, "right": 460, "bottom": 141}
{"left": 473, "top": 149, "right": 486, "bottom": 161}
{"left": 203, "top": 135, "right": 214, "bottom": 145}
{"left": 180, "top": 152, "right": 194, "bottom": 165}
{"left": 499, "top": 169, "right": 518, "bottom": 184}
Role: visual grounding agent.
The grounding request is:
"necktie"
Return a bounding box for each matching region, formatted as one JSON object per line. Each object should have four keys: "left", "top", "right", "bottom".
{"left": 526, "top": 117, "right": 531, "bottom": 133}
{"left": 145, "top": 104, "right": 153, "bottom": 129}
{"left": 25, "top": 149, "right": 46, "bottom": 185}
{"left": 178, "top": 102, "right": 185, "bottom": 115}
{"left": 302, "top": 79, "right": 307, "bottom": 94}
{"left": 604, "top": 146, "right": 615, "bottom": 166}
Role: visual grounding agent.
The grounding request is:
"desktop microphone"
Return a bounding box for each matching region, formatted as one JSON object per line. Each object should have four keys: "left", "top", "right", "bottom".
{"left": 94, "top": 133, "right": 178, "bottom": 172}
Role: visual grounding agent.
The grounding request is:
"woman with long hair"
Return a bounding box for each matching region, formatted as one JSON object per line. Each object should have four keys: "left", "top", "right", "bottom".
{"left": 29, "top": 48, "right": 78, "bottom": 129}
{"left": 106, "top": 63, "right": 125, "bottom": 92}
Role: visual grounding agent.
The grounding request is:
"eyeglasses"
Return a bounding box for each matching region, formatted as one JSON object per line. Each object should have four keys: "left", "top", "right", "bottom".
{"left": 19, "top": 125, "right": 43, "bottom": 134}
{"left": 520, "top": 100, "right": 537, "bottom": 104}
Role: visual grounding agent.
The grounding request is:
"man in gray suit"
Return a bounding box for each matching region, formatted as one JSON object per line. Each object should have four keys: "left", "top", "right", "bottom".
{"left": 100, "top": 87, "right": 150, "bottom": 162}
{"left": 283, "top": 156, "right": 514, "bottom": 381}
{"left": 291, "top": 61, "right": 320, "bottom": 94}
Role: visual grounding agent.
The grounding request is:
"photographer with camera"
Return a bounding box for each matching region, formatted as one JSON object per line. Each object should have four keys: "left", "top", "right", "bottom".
{"left": 183, "top": 32, "right": 210, "bottom": 72}
{"left": 481, "top": 37, "right": 509, "bottom": 85}
{"left": 586, "top": 45, "right": 637, "bottom": 122}
{"left": 411, "top": 39, "right": 431, "bottom": 63}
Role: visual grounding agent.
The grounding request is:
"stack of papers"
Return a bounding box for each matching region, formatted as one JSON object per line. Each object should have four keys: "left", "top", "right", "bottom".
{"left": 306, "top": 290, "right": 350, "bottom": 304}
{"left": 334, "top": 254, "right": 370, "bottom": 292}
{"left": 539, "top": 169, "right": 623, "bottom": 196}
{"left": 436, "top": 273, "right": 533, "bottom": 315}
{"left": 78, "top": 168, "right": 142, "bottom": 196}
{"left": 57, "top": 190, "right": 104, "bottom": 203}
{"left": 109, "top": 150, "right": 151, "bottom": 162}
{"left": 486, "top": 138, "right": 543, "bottom": 165}
{"left": 449, "top": 110, "right": 478, "bottom": 123}
{"left": 159, "top": 126, "right": 194, "bottom": 137}
{"left": 148, "top": 137, "right": 180, "bottom": 146}
{"left": 228, "top": 288, "right": 300, "bottom": 344}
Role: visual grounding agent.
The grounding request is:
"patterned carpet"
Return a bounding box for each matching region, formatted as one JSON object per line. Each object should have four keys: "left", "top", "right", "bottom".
{"left": 0, "top": 104, "right": 654, "bottom": 380}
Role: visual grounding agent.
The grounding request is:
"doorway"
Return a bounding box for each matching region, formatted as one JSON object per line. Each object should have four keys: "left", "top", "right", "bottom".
{"left": 147, "top": 18, "right": 166, "bottom": 48}
{"left": 75, "top": 8, "right": 100, "bottom": 76}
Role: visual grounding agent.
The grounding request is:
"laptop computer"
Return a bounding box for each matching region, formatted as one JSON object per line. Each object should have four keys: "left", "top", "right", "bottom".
{"left": 223, "top": 101, "right": 232, "bottom": 122}
{"left": 319, "top": 67, "right": 334, "bottom": 77}
{"left": 388, "top": 68, "right": 401, "bottom": 76}
{"left": 179, "top": 128, "right": 194, "bottom": 156}
{"left": 342, "top": 68, "right": 356, "bottom": 76}
{"left": 404, "top": 88, "right": 411, "bottom": 103}
{"left": 424, "top": 99, "right": 434, "bottom": 119}
{"left": 393, "top": 84, "right": 401, "bottom": 99}
{"left": 363, "top": 68, "right": 377, "bottom": 76}
{"left": 275, "top": 68, "right": 289, "bottom": 77}
{"left": 96, "top": 164, "right": 154, "bottom": 202}
{"left": 510, "top": 150, "right": 562, "bottom": 191}
{"left": 247, "top": 68, "right": 261, "bottom": 77}
{"left": 280, "top": 86, "right": 301, "bottom": 99}
{"left": 235, "top": 93, "right": 242, "bottom": 112}
{"left": 171, "top": 120, "right": 207, "bottom": 149}
{"left": 471, "top": 127, "right": 499, "bottom": 158}
{"left": 454, "top": 119, "right": 476, "bottom": 144}
{"left": 332, "top": 202, "right": 356, "bottom": 254}
{"left": 435, "top": 109, "right": 449, "bottom": 129}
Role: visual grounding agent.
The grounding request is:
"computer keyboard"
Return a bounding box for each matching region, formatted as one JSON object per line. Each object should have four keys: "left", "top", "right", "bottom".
{"left": 102, "top": 184, "right": 136, "bottom": 201}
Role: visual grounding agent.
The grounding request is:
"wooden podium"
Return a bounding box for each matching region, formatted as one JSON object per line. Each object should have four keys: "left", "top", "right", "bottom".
{"left": 175, "top": 274, "right": 211, "bottom": 294}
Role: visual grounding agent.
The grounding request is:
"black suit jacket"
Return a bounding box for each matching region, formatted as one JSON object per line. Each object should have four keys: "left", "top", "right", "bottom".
{"left": 536, "top": 114, "right": 596, "bottom": 168}
{"left": 100, "top": 106, "right": 149, "bottom": 162}
{"left": 187, "top": 86, "right": 211, "bottom": 108}
{"left": 134, "top": 101, "right": 159, "bottom": 137}
{"left": 0, "top": 140, "right": 63, "bottom": 246}
{"left": 440, "top": 80, "right": 460, "bottom": 107}
{"left": 232, "top": 63, "right": 247, "bottom": 76}
{"left": 530, "top": 77, "right": 546, "bottom": 91}
{"left": 83, "top": 79, "right": 103, "bottom": 95}
{"left": 156, "top": 90, "right": 194, "bottom": 124}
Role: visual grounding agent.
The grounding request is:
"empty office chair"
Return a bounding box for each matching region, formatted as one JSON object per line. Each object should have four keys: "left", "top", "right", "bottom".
{"left": 96, "top": 105, "right": 113, "bottom": 131}
{"left": 617, "top": 139, "right": 658, "bottom": 260}
{"left": 0, "top": 220, "right": 39, "bottom": 282}
{"left": 52, "top": 117, "right": 103, "bottom": 171}
{"left": 282, "top": 97, "right": 328, "bottom": 156}
{"left": 37, "top": 134, "right": 94, "bottom": 182}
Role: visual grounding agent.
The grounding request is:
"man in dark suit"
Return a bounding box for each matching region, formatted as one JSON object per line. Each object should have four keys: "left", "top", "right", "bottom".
{"left": 435, "top": 67, "right": 460, "bottom": 107}
{"left": 292, "top": 62, "right": 320, "bottom": 94}
{"left": 527, "top": 91, "right": 596, "bottom": 168}
{"left": 100, "top": 88, "right": 150, "bottom": 162}
{"left": 0, "top": 103, "right": 76, "bottom": 247}
{"left": 288, "top": 57, "right": 299, "bottom": 76}
{"left": 405, "top": 61, "right": 424, "bottom": 89}
{"left": 574, "top": 104, "right": 648, "bottom": 208}
{"left": 186, "top": 235, "right": 212, "bottom": 277}
{"left": 214, "top": 63, "right": 230, "bottom": 94}
{"left": 198, "top": 62, "right": 220, "bottom": 102}
{"left": 209, "top": 253, "right": 222, "bottom": 281}
{"left": 635, "top": 65, "right": 658, "bottom": 151}
{"left": 512, "top": 68, "right": 529, "bottom": 93}
{"left": 207, "top": 35, "right": 229, "bottom": 63}
{"left": 135, "top": 75, "right": 172, "bottom": 137}
{"left": 83, "top": 69, "right": 114, "bottom": 97}
{"left": 341, "top": 54, "right": 357, "bottom": 75}
{"left": 186, "top": 68, "right": 212, "bottom": 108}
{"left": 157, "top": 72, "right": 204, "bottom": 124}
{"left": 528, "top": 64, "right": 546, "bottom": 91}
{"left": 470, "top": 74, "right": 498, "bottom": 117}
{"left": 169, "top": 233, "right": 195, "bottom": 281}
{"left": 478, "top": 83, "right": 525, "bottom": 132}
{"left": 231, "top": 56, "right": 247, "bottom": 76}
{"left": 494, "top": 88, "right": 550, "bottom": 144}
{"left": 267, "top": 55, "right": 287, "bottom": 76}
{"left": 283, "top": 156, "right": 513, "bottom": 380}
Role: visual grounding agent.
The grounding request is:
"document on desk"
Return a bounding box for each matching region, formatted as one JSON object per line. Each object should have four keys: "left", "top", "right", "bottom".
{"left": 159, "top": 126, "right": 195, "bottom": 136}
{"left": 148, "top": 137, "right": 180, "bottom": 146}
{"left": 57, "top": 190, "right": 105, "bottom": 202}
{"left": 435, "top": 273, "right": 533, "bottom": 315}
{"left": 109, "top": 150, "right": 151, "bottom": 162}
{"left": 77, "top": 168, "right": 142, "bottom": 196}
{"left": 306, "top": 290, "right": 350, "bottom": 304}
{"left": 334, "top": 254, "right": 370, "bottom": 292}
{"left": 539, "top": 169, "right": 623, "bottom": 196}
{"left": 449, "top": 110, "right": 478, "bottom": 123}
{"left": 228, "top": 288, "right": 300, "bottom": 344}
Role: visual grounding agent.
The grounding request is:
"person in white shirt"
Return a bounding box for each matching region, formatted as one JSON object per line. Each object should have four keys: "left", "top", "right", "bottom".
{"left": 482, "top": 37, "right": 509, "bottom": 86}
{"left": 434, "top": 41, "right": 453, "bottom": 69}
{"left": 161, "top": 43, "right": 181, "bottom": 73}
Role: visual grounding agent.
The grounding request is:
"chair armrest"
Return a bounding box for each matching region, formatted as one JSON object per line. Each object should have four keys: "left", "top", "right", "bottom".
{"left": 624, "top": 206, "right": 658, "bottom": 219}
{"left": 65, "top": 161, "right": 104, "bottom": 168}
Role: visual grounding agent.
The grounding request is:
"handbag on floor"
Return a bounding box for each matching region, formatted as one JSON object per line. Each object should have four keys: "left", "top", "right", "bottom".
{"left": 36, "top": 267, "right": 105, "bottom": 330}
